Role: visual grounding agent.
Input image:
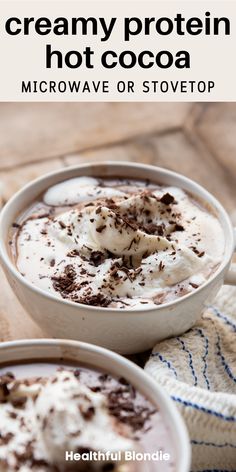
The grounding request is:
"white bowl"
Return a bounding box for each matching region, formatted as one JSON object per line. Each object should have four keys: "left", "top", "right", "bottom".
{"left": 0, "top": 162, "right": 235, "bottom": 354}
{"left": 0, "top": 338, "right": 191, "bottom": 472}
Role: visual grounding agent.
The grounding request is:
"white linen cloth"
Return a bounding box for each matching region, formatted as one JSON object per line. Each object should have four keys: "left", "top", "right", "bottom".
{"left": 145, "top": 286, "right": 236, "bottom": 471}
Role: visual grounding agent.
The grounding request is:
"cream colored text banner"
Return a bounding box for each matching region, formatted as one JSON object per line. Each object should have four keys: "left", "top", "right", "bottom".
{"left": 0, "top": 0, "right": 235, "bottom": 101}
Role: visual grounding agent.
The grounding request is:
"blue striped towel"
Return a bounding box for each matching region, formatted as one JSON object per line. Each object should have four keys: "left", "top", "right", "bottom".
{"left": 145, "top": 286, "right": 236, "bottom": 471}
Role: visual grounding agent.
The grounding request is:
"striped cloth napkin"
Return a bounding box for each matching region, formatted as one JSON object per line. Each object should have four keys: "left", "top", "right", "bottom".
{"left": 145, "top": 286, "right": 236, "bottom": 472}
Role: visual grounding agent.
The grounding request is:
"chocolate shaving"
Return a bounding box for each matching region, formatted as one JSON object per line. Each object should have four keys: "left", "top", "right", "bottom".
{"left": 0, "top": 432, "right": 13, "bottom": 445}
{"left": 11, "top": 396, "right": 27, "bottom": 408}
{"left": 190, "top": 246, "right": 205, "bottom": 258}
{"left": 105, "top": 198, "right": 118, "bottom": 210}
{"left": 58, "top": 220, "right": 66, "bottom": 229}
{"left": 96, "top": 225, "right": 106, "bottom": 233}
{"left": 52, "top": 264, "right": 78, "bottom": 296}
{"left": 67, "top": 249, "right": 80, "bottom": 258}
{"left": 80, "top": 405, "right": 95, "bottom": 421}
{"left": 174, "top": 224, "right": 184, "bottom": 232}
{"left": 190, "top": 282, "right": 199, "bottom": 289}
{"left": 0, "top": 372, "right": 15, "bottom": 397}
{"left": 198, "top": 251, "right": 205, "bottom": 258}
{"left": 160, "top": 193, "right": 175, "bottom": 205}
{"left": 77, "top": 293, "right": 111, "bottom": 307}
{"left": 74, "top": 369, "right": 81, "bottom": 378}
{"left": 143, "top": 223, "right": 165, "bottom": 236}
{"left": 107, "top": 385, "right": 156, "bottom": 432}
{"left": 159, "top": 261, "right": 165, "bottom": 271}
{"left": 95, "top": 207, "right": 102, "bottom": 214}
{"left": 89, "top": 251, "right": 106, "bottom": 267}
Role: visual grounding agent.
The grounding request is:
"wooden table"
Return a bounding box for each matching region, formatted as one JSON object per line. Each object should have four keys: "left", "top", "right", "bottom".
{"left": 0, "top": 102, "right": 235, "bottom": 342}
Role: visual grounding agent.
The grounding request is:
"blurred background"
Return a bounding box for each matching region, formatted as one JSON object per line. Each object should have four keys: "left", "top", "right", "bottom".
{"left": 1, "top": 102, "right": 236, "bottom": 211}
{"left": 0, "top": 102, "right": 235, "bottom": 340}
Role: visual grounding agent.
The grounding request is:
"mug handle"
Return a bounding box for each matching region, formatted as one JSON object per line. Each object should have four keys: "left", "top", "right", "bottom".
{"left": 224, "top": 228, "right": 236, "bottom": 285}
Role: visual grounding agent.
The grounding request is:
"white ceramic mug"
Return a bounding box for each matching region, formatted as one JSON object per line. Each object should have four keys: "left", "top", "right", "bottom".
{"left": 0, "top": 338, "right": 191, "bottom": 472}
{"left": 0, "top": 162, "right": 235, "bottom": 354}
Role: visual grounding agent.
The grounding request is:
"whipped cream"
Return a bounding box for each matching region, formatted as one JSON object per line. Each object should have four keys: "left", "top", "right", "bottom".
{"left": 15, "top": 177, "right": 225, "bottom": 309}
{"left": 0, "top": 370, "right": 136, "bottom": 471}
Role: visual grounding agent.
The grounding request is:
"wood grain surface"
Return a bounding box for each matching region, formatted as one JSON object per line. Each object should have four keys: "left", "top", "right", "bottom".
{"left": 0, "top": 102, "right": 235, "bottom": 342}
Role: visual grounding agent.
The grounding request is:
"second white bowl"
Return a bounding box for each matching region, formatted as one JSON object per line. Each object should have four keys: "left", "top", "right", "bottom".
{"left": 0, "top": 339, "right": 190, "bottom": 472}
